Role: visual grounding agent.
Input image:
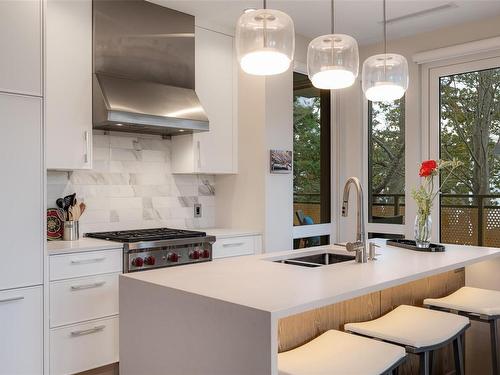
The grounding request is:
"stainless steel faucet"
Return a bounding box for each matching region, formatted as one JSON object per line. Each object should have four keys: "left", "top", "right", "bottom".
{"left": 341, "top": 177, "right": 367, "bottom": 263}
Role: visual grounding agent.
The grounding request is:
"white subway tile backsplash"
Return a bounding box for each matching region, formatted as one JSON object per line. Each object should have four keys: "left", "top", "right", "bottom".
{"left": 47, "top": 133, "right": 215, "bottom": 233}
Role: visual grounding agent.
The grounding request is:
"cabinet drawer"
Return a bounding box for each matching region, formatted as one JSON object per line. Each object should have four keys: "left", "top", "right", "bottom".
{"left": 50, "top": 249, "right": 122, "bottom": 281}
{"left": 0, "top": 286, "right": 43, "bottom": 375}
{"left": 213, "top": 236, "right": 256, "bottom": 259}
{"left": 50, "top": 273, "right": 119, "bottom": 328}
{"left": 50, "top": 316, "right": 119, "bottom": 375}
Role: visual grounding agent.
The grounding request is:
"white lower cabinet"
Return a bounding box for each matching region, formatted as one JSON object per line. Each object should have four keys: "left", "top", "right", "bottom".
{"left": 50, "top": 273, "right": 119, "bottom": 328}
{"left": 49, "top": 249, "right": 122, "bottom": 375}
{"left": 50, "top": 316, "right": 119, "bottom": 375}
{"left": 0, "top": 286, "right": 43, "bottom": 375}
{"left": 212, "top": 235, "right": 262, "bottom": 259}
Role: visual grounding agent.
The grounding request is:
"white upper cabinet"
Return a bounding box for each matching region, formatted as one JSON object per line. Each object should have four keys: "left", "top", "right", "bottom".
{"left": 0, "top": 94, "right": 43, "bottom": 290}
{"left": 172, "top": 26, "right": 237, "bottom": 174}
{"left": 0, "top": 0, "right": 42, "bottom": 96}
{"left": 46, "top": 0, "right": 92, "bottom": 170}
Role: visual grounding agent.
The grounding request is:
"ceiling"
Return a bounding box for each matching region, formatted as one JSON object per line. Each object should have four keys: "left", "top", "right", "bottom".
{"left": 149, "top": 0, "right": 500, "bottom": 45}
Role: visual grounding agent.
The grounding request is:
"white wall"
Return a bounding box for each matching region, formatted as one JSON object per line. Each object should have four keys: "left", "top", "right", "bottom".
{"left": 216, "top": 33, "right": 311, "bottom": 252}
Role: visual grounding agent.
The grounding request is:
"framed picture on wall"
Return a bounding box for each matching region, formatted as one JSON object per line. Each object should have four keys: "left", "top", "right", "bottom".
{"left": 270, "top": 150, "right": 292, "bottom": 174}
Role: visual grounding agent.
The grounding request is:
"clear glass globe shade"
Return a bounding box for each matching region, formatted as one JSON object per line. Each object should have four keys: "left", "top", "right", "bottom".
{"left": 235, "top": 9, "right": 295, "bottom": 76}
{"left": 307, "top": 34, "right": 359, "bottom": 89}
{"left": 362, "top": 53, "right": 408, "bottom": 102}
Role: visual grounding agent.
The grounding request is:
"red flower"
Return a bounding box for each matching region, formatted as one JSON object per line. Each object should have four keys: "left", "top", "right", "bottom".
{"left": 419, "top": 160, "right": 437, "bottom": 177}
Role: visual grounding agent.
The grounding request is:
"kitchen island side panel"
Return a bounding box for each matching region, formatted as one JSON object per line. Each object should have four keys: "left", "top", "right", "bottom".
{"left": 119, "top": 276, "right": 275, "bottom": 375}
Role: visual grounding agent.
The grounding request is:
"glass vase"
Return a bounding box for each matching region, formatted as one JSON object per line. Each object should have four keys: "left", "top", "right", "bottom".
{"left": 414, "top": 213, "right": 432, "bottom": 248}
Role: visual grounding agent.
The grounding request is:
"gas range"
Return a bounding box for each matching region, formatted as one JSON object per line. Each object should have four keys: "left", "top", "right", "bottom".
{"left": 86, "top": 228, "right": 215, "bottom": 273}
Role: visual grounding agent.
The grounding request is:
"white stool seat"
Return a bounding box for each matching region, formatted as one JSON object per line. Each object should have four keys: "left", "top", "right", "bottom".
{"left": 278, "top": 330, "right": 405, "bottom": 375}
{"left": 344, "top": 305, "right": 469, "bottom": 348}
{"left": 424, "top": 287, "right": 500, "bottom": 316}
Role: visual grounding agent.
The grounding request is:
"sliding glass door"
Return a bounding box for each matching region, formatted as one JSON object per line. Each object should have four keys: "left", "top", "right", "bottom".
{"left": 429, "top": 57, "right": 500, "bottom": 247}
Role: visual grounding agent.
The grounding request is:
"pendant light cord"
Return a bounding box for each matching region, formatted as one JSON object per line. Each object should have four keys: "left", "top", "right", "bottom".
{"left": 263, "top": 0, "right": 266, "bottom": 9}
{"left": 331, "top": 0, "right": 335, "bottom": 34}
{"left": 383, "top": 0, "right": 387, "bottom": 55}
{"left": 383, "top": 0, "right": 387, "bottom": 79}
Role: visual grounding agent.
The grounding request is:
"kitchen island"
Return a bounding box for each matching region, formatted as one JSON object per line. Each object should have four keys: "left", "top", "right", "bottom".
{"left": 119, "top": 241, "right": 500, "bottom": 375}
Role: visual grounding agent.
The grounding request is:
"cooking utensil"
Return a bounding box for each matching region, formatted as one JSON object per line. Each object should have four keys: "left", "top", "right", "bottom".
{"left": 63, "top": 194, "right": 76, "bottom": 211}
{"left": 79, "top": 202, "right": 86, "bottom": 216}
{"left": 56, "top": 198, "right": 65, "bottom": 210}
{"left": 71, "top": 201, "right": 81, "bottom": 221}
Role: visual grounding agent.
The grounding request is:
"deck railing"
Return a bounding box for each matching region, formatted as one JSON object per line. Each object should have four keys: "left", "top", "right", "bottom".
{"left": 294, "top": 193, "right": 500, "bottom": 248}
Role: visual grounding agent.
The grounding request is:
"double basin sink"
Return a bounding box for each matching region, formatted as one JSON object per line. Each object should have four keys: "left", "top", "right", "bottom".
{"left": 274, "top": 252, "right": 355, "bottom": 268}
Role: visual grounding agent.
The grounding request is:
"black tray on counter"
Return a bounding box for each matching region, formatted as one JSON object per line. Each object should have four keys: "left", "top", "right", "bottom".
{"left": 386, "top": 239, "right": 446, "bottom": 252}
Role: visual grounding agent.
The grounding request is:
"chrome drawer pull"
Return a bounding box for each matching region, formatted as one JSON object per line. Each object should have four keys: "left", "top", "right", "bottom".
{"left": 0, "top": 296, "right": 24, "bottom": 303}
{"left": 70, "top": 325, "right": 106, "bottom": 337}
{"left": 222, "top": 242, "right": 244, "bottom": 248}
{"left": 70, "top": 281, "right": 106, "bottom": 291}
{"left": 70, "top": 257, "right": 106, "bottom": 264}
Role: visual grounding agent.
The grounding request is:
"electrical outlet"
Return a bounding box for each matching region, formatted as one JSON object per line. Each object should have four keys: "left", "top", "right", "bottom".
{"left": 194, "top": 203, "right": 202, "bottom": 218}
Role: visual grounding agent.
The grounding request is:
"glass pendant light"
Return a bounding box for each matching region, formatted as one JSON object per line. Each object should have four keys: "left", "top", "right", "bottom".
{"left": 235, "top": 0, "right": 295, "bottom": 76}
{"left": 307, "top": 0, "right": 359, "bottom": 89}
{"left": 362, "top": 0, "right": 408, "bottom": 102}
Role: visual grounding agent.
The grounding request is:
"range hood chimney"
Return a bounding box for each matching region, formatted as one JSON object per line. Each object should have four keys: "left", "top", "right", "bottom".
{"left": 92, "top": 0, "right": 209, "bottom": 135}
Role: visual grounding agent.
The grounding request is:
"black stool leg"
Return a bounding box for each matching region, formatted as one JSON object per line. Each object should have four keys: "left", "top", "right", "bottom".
{"left": 453, "top": 335, "right": 465, "bottom": 375}
{"left": 419, "top": 352, "right": 430, "bottom": 375}
{"left": 490, "top": 320, "right": 498, "bottom": 375}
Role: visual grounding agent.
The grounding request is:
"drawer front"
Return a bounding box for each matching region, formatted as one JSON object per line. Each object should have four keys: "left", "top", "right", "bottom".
{"left": 50, "top": 316, "right": 119, "bottom": 375}
{"left": 50, "top": 273, "right": 119, "bottom": 328}
{"left": 213, "top": 236, "right": 256, "bottom": 259}
{"left": 50, "top": 249, "right": 122, "bottom": 281}
{"left": 0, "top": 286, "right": 43, "bottom": 375}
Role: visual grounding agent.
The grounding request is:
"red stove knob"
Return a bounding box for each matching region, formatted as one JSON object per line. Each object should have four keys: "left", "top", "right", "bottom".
{"left": 202, "top": 249, "right": 210, "bottom": 259}
{"left": 144, "top": 256, "right": 155, "bottom": 266}
{"left": 168, "top": 253, "right": 179, "bottom": 262}
{"left": 189, "top": 250, "right": 200, "bottom": 260}
{"left": 132, "top": 257, "right": 144, "bottom": 267}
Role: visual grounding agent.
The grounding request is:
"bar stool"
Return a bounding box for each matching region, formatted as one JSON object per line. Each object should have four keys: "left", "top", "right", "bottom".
{"left": 278, "top": 329, "right": 407, "bottom": 375}
{"left": 424, "top": 286, "right": 500, "bottom": 375}
{"left": 344, "top": 305, "right": 470, "bottom": 375}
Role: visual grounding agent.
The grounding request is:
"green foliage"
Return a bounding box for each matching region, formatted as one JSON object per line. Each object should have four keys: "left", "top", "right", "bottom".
{"left": 293, "top": 95, "right": 321, "bottom": 202}
{"left": 369, "top": 99, "right": 405, "bottom": 195}
{"left": 439, "top": 68, "right": 500, "bottom": 196}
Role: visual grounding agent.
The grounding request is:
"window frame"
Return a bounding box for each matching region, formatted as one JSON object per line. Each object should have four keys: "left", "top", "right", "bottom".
{"left": 292, "top": 63, "right": 336, "bottom": 244}
{"left": 424, "top": 53, "right": 500, "bottom": 241}
{"left": 362, "top": 96, "right": 406, "bottom": 237}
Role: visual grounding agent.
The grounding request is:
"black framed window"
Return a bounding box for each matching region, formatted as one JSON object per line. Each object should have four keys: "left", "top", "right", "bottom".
{"left": 368, "top": 98, "right": 406, "bottom": 225}
{"left": 293, "top": 72, "right": 331, "bottom": 248}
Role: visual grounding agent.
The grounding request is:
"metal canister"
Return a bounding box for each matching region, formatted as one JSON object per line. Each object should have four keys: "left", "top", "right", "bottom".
{"left": 63, "top": 221, "right": 79, "bottom": 241}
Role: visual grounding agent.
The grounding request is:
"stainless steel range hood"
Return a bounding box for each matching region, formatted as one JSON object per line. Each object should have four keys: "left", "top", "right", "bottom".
{"left": 93, "top": 0, "right": 208, "bottom": 136}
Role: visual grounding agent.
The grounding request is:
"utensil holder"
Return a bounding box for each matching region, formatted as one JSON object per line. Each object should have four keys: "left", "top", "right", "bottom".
{"left": 63, "top": 221, "right": 79, "bottom": 241}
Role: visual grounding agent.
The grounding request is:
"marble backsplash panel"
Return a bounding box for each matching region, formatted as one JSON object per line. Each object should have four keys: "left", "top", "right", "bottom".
{"left": 47, "top": 131, "right": 215, "bottom": 234}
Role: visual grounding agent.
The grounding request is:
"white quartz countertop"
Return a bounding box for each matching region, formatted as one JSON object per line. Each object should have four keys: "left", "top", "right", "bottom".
{"left": 46, "top": 228, "right": 259, "bottom": 255}
{"left": 205, "top": 228, "right": 261, "bottom": 239}
{"left": 122, "top": 240, "right": 500, "bottom": 318}
{"left": 47, "top": 238, "right": 123, "bottom": 255}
